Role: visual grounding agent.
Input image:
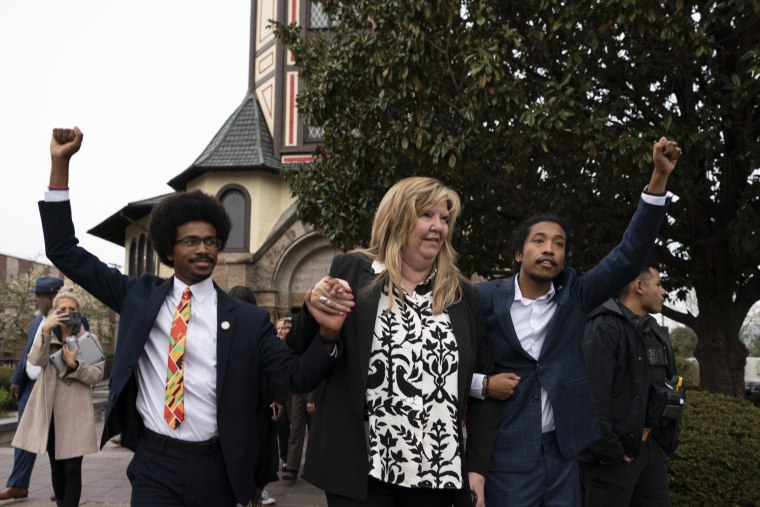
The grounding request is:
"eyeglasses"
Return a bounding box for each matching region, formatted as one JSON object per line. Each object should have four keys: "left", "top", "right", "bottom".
{"left": 174, "top": 236, "right": 222, "bottom": 249}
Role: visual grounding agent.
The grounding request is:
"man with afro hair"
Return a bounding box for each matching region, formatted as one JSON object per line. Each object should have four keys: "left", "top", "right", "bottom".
{"left": 39, "top": 127, "right": 339, "bottom": 507}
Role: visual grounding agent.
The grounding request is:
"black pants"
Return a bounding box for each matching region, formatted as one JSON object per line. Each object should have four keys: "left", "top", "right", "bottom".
{"left": 47, "top": 417, "right": 83, "bottom": 507}
{"left": 326, "top": 476, "right": 455, "bottom": 507}
{"left": 127, "top": 433, "right": 237, "bottom": 507}
{"left": 580, "top": 438, "right": 671, "bottom": 507}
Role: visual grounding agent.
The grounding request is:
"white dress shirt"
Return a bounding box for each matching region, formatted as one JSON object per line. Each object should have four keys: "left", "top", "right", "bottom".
{"left": 137, "top": 276, "right": 219, "bottom": 441}
{"left": 510, "top": 276, "right": 557, "bottom": 433}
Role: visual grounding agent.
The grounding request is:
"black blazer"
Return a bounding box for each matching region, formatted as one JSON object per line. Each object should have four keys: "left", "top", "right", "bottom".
{"left": 288, "top": 252, "right": 500, "bottom": 502}
{"left": 39, "top": 200, "right": 335, "bottom": 505}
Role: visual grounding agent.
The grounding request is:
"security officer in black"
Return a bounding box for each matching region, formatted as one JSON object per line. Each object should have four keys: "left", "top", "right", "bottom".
{"left": 579, "top": 262, "right": 682, "bottom": 507}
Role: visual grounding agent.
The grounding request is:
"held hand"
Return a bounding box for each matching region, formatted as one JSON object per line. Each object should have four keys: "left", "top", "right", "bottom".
{"left": 304, "top": 289, "right": 347, "bottom": 338}
{"left": 311, "top": 276, "right": 354, "bottom": 315}
{"left": 9, "top": 384, "right": 19, "bottom": 401}
{"left": 486, "top": 372, "right": 521, "bottom": 400}
{"left": 50, "top": 127, "right": 83, "bottom": 161}
{"left": 306, "top": 402, "right": 315, "bottom": 415}
{"left": 468, "top": 472, "right": 486, "bottom": 507}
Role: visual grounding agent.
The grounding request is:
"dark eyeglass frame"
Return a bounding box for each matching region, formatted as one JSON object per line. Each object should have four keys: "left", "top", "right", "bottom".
{"left": 174, "top": 236, "right": 222, "bottom": 249}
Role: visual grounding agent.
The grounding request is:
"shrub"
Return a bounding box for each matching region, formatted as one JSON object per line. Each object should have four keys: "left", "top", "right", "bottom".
{"left": 669, "top": 390, "right": 760, "bottom": 507}
{"left": 675, "top": 357, "right": 699, "bottom": 389}
{"left": 0, "top": 387, "right": 12, "bottom": 412}
{"left": 0, "top": 365, "right": 14, "bottom": 388}
{"left": 0, "top": 366, "right": 19, "bottom": 412}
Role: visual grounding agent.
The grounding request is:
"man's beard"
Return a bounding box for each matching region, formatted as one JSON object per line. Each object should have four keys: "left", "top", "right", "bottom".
{"left": 526, "top": 271, "right": 556, "bottom": 285}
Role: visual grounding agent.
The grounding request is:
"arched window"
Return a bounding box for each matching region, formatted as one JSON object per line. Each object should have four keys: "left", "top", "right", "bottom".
{"left": 217, "top": 186, "right": 250, "bottom": 251}
{"left": 137, "top": 234, "right": 147, "bottom": 275}
{"left": 145, "top": 237, "right": 156, "bottom": 274}
{"left": 128, "top": 239, "right": 138, "bottom": 276}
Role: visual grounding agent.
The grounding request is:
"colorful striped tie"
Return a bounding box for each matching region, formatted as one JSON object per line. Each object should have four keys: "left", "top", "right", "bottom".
{"left": 165, "top": 288, "right": 191, "bottom": 429}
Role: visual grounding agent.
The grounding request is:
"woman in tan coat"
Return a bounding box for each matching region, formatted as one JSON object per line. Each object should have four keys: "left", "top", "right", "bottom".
{"left": 12, "top": 291, "right": 104, "bottom": 507}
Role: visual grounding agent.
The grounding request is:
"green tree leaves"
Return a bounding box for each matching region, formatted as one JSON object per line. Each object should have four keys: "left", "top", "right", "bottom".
{"left": 275, "top": 0, "right": 760, "bottom": 393}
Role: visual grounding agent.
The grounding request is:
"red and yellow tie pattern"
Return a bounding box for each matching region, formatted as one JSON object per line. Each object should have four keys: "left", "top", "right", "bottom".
{"left": 165, "top": 288, "right": 191, "bottom": 429}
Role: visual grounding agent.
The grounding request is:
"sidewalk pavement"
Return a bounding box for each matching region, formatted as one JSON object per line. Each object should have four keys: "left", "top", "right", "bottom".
{"left": 0, "top": 418, "right": 327, "bottom": 507}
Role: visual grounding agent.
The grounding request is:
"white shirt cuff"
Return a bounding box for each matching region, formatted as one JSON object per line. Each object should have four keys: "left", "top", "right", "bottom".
{"left": 44, "top": 189, "right": 70, "bottom": 202}
{"left": 470, "top": 373, "right": 486, "bottom": 399}
{"left": 640, "top": 191, "right": 667, "bottom": 206}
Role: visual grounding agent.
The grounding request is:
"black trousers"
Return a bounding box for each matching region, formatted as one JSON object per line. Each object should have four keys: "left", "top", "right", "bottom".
{"left": 326, "top": 476, "right": 455, "bottom": 507}
{"left": 47, "top": 415, "right": 83, "bottom": 507}
{"left": 580, "top": 438, "right": 671, "bottom": 507}
{"left": 127, "top": 433, "right": 237, "bottom": 507}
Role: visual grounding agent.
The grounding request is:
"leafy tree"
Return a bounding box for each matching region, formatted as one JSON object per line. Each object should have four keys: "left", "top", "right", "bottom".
{"left": 670, "top": 326, "right": 697, "bottom": 358}
{"left": 275, "top": 0, "right": 760, "bottom": 395}
{"left": 0, "top": 269, "right": 43, "bottom": 357}
{"left": 0, "top": 269, "right": 115, "bottom": 360}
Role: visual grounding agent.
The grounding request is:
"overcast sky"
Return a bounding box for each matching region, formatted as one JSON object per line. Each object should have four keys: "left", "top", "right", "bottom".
{"left": 0, "top": 1, "right": 251, "bottom": 268}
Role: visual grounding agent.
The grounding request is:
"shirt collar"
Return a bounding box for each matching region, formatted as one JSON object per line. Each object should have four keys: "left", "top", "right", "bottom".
{"left": 371, "top": 260, "right": 434, "bottom": 295}
{"left": 172, "top": 276, "right": 215, "bottom": 303}
{"left": 513, "top": 275, "right": 555, "bottom": 304}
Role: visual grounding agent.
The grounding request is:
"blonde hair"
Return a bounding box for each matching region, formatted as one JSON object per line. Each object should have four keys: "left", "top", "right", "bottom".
{"left": 355, "top": 176, "right": 462, "bottom": 315}
{"left": 52, "top": 291, "right": 80, "bottom": 311}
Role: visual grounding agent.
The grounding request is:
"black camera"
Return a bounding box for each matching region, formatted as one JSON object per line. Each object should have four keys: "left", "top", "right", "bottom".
{"left": 61, "top": 311, "right": 82, "bottom": 326}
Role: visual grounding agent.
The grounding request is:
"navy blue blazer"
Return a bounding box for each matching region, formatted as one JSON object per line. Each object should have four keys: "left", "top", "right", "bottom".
{"left": 10, "top": 315, "right": 43, "bottom": 396}
{"left": 477, "top": 198, "right": 668, "bottom": 473}
{"left": 39, "top": 200, "right": 335, "bottom": 505}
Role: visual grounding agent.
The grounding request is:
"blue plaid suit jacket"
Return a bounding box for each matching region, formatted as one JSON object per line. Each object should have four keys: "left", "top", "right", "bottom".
{"left": 477, "top": 198, "right": 668, "bottom": 473}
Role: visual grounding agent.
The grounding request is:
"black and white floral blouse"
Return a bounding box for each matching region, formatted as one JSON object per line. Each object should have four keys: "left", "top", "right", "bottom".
{"left": 366, "top": 261, "right": 461, "bottom": 489}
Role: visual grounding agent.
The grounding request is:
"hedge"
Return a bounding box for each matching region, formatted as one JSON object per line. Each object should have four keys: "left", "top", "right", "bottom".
{"left": 669, "top": 390, "right": 760, "bottom": 506}
{"left": 0, "top": 366, "right": 19, "bottom": 412}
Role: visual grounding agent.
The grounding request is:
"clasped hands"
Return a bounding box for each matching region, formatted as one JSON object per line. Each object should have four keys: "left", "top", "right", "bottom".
{"left": 305, "top": 276, "right": 355, "bottom": 339}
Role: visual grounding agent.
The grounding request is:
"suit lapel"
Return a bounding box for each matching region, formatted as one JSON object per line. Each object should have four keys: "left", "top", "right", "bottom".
{"left": 215, "top": 286, "right": 235, "bottom": 403}
{"left": 356, "top": 266, "right": 381, "bottom": 390}
{"left": 494, "top": 277, "right": 534, "bottom": 361}
{"left": 538, "top": 278, "right": 566, "bottom": 359}
{"left": 140, "top": 278, "right": 173, "bottom": 353}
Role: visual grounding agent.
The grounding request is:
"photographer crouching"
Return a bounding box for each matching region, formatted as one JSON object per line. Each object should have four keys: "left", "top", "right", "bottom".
{"left": 579, "top": 262, "right": 685, "bottom": 507}
{"left": 12, "top": 291, "right": 105, "bottom": 507}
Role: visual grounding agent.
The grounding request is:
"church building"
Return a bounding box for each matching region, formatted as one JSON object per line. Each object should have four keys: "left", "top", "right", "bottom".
{"left": 89, "top": 1, "right": 335, "bottom": 319}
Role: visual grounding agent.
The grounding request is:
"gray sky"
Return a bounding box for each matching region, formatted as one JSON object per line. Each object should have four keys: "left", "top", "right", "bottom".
{"left": 0, "top": 1, "right": 251, "bottom": 268}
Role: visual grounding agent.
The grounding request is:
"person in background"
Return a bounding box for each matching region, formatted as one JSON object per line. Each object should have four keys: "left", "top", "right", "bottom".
{"left": 580, "top": 262, "right": 682, "bottom": 506}
{"left": 228, "top": 285, "right": 277, "bottom": 507}
{"left": 281, "top": 380, "right": 324, "bottom": 483}
{"left": 0, "top": 276, "right": 64, "bottom": 501}
{"left": 12, "top": 291, "right": 105, "bottom": 507}
{"left": 274, "top": 317, "right": 292, "bottom": 474}
{"left": 288, "top": 176, "right": 500, "bottom": 506}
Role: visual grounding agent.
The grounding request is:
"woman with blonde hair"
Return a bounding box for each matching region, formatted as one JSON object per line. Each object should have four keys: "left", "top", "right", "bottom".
{"left": 287, "top": 177, "right": 500, "bottom": 506}
{"left": 13, "top": 291, "right": 104, "bottom": 507}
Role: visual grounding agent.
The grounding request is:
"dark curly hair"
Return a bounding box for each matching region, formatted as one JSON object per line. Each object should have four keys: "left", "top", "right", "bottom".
{"left": 149, "top": 190, "right": 232, "bottom": 267}
{"left": 228, "top": 285, "right": 257, "bottom": 305}
{"left": 511, "top": 213, "right": 573, "bottom": 273}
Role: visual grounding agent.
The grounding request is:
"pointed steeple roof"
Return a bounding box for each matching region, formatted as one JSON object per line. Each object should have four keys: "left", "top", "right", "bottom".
{"left": 168, "top": 91, "right": 281, "bottom": 191}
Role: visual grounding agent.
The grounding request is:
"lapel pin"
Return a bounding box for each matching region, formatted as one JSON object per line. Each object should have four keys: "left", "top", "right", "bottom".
{"left": 221, "top": 321, "right": 230, "bottom": 330}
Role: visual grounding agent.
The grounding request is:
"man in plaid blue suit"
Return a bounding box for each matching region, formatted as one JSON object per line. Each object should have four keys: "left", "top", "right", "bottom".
{"left": 467, "top": 138, "right": 681, "bottom": 506}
